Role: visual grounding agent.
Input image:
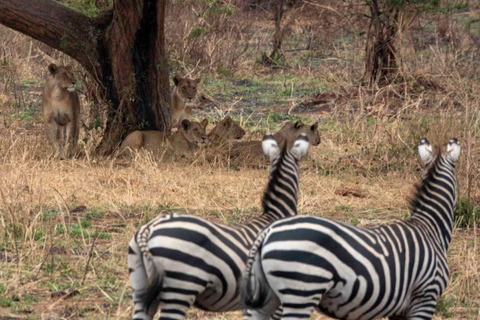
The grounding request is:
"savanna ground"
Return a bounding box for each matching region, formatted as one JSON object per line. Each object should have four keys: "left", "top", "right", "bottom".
{"left": 1, "top": 1, "right": 480, "bottom": 319}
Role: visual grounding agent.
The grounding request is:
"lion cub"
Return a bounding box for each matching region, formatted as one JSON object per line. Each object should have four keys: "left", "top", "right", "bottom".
{"left": 119, "top": 119, "right": 209, "bottom": 157}
{"left": 208, "top": 116, "right": 246, "bottom": 145}
{"left": 171, "top": 73, "right": 201, "bottom": 129}
{"left": 42, "top": 63, "right": 80, "bottom": 159}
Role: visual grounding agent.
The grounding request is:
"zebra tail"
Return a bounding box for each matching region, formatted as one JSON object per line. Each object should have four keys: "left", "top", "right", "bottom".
{"left": 242, "top": 227, "right": 276, "bottom": 309}
{"left": 136, "top": 228, "right": 166, "bottom": 312}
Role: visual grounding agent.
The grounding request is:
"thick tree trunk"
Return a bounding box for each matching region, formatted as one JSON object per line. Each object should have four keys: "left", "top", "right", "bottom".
{"left": 101, "top": 0, "right": 170, "bottom": 154}
{"left": 364, "top": 0, "right": 399, "bottom": 87}
{"left": 0, "top": 0, "right": 170, "bottom": 155}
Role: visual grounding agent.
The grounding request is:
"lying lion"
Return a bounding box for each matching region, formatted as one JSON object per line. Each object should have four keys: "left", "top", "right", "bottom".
{"left": 228, "top": 120, "right": 320, "bottom": 157}
{"left": 119, "top": 119, "right": 208, "bottom": 157}
{"left": 208, "top": 116, "right": 246, "bottom": 145}
{"left": 42, "top": 63, "right": 80, "bottom": 159}
{"left": 171, "top": 73, "right": 201, "bottom": 129}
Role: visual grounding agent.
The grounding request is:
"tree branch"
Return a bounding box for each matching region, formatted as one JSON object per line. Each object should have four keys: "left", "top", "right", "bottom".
{"left": 0, "top": 0, "right": 104, "bottom": 75}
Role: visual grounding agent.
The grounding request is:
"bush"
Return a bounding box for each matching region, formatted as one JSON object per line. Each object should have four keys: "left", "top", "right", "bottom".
{"left": 454, "top": 198, "right": 480, "bottom": 228}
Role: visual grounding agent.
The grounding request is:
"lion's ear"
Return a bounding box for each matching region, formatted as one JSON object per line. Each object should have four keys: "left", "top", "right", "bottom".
{"left": 311, "top": 122, "right": 318, "bottom": 131}
{"left": 194, "top": 77, "right": 201, "bottom": 84}
{"left": 201, "top": 118, "right": 208, "bottom": 129}
{"left": 223, "top": 116, "right": 232, "bottom": 127}
{"left": 48, "top": 63, "right": 58, "bottom": 75}
{"left": 173, "top": 73, "right": 183, "bottom": 86}
{"left": 294, "top": 120, "right": 304, "bottom": 129}
{"left": 181, "top": 119, "right": 191, "bottom": 131}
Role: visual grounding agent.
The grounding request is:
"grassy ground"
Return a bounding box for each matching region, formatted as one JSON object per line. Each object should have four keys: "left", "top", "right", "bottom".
{"left": 1, "top": 107, "right": 479, "bottom": 319}
{"left": 1, "top": 3, "right": 480, "bottom": 319}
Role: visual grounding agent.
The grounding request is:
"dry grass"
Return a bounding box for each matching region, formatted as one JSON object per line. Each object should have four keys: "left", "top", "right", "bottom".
{"left": 1, "top": 2, "right": 480, "bottom": 319}
{"left": 1, "top": 116, "right": 479, "bottom": 319}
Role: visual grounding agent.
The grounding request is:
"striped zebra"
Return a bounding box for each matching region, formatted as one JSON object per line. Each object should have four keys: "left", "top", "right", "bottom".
{"left": 243, "top": 138, "right": 460, "bottom": 320}
{"left": 128, "top": 133, "right": 310, "bottom": 320}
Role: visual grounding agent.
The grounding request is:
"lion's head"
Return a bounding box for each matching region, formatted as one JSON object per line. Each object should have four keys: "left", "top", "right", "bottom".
{"left": 173, "top": 73, "right": 201, "bottom": 104}
{"left": 209, "top": 116, "right": 246, "bottom": 143}
{"left": 48, "top": 63, "right": 77, "bottom": 92}
{"left": 295, "top": 121, "right": 320, "bottom": 146}
{"left": 180, "top": 119, "right": 209, "bottom": 147}
{"left": 273, "top": 120, "right": 321, "bottom": 148}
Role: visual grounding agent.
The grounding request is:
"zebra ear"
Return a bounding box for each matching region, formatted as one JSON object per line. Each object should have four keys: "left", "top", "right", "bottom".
{"left": 262, "top": 134, "right": 279, "bottom": 160}
{"left": 291, "top": 133, "right": 309, "bottom": 159}
{"left": 446, "top": 138, "right": 460, "bottom": 161}
{"left": 418, "top": 138, "right": 434, "bottom": 164}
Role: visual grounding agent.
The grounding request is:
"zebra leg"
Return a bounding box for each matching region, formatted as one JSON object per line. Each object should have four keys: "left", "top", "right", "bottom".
{"left": 404, "top": 297, "right": 436, "bottom": 320}
{"left": 281, "top": 306, "right": 316, "bottom": 320}
{"left": 244, "top": 309, "right": 274, "bottom": 320}
{"left": 129, "top": 238, "right": 160, "bottom": 320}
{"left": 157, "top": 297, "right": 195, "bottom": 320}
{"left": 271, "top": 306, "right": 283, "bottom": 320}
{"left": 242, "top": 298, "right": 280, "bottom": 320}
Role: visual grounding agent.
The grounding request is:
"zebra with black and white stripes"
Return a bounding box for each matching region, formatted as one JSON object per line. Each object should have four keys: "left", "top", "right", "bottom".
{"left": 243, "top": 138, "right": 460, "bottom": 320}
{"left": 128, "top": 133, "right": 310, "bottom": 320}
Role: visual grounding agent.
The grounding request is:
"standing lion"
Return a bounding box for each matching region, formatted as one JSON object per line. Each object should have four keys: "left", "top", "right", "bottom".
{"left": 42, "top": 63, "right": 80, "bottom": 159}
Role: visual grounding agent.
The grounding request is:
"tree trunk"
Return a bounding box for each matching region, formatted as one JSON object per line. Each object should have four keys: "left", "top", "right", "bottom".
{"left": 364, "top": 0, "right": 399, "bottom": 87}
{"left": 0, "top": 0, "right": 170, "bottom": 155}
{"left": 270, "top": 0, "right": 286, "bottom": 62}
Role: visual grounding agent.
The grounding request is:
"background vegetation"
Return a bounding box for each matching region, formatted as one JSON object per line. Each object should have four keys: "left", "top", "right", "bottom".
{"left": 0, "top": 0, "right": 479, "bottom": 319}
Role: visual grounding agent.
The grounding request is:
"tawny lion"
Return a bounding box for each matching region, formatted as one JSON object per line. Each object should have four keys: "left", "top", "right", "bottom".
{"left": 42, "top": 63, "right": 80, "bottom": 159}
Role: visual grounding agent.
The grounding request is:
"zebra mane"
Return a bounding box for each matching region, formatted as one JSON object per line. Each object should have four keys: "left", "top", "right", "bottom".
{"left": 261, "top": 144, "right": 295, "bottom": 214}
{"left": 407, "top": 149, "right": 443, "bottom": 213}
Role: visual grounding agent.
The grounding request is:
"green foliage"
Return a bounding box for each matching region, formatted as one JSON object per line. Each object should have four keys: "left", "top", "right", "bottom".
{"left": 202, "top": 0, "right": 235, "bottom": 17}
{"left": 454, "top": 198, "right": 480, "bottom": 228}
{"left": 267, "top": 111, "right": 300, "bottom": 123}
{"left": 0, "top": 295, "right": 12, "bottom": 308}
{"left": 10, "top": 106, "right": 36, "bottom": 122}
{"left": 42, "top": 208, "right": 59, "bottom": 221}
{"left": 63, "top": 0, "right": 111, "bottom": 17}
{"left": 436, "top": 296, "right": 455, "bottom": 318}
{"left": 188, "top": 26, "right": 209, "bottom": 40}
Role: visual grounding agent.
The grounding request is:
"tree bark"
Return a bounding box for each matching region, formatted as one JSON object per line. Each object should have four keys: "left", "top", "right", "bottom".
{"left": 0, "top": 0, "right": 101, "bottom": 75}
{"left": 270, "top": 0, "right": 286, "bottom": 61}
{"left": 0, "top": 0, "right": 170, "bottom": 155}
{"left": 364, "top": 0, "right": 398, "bottom": 87}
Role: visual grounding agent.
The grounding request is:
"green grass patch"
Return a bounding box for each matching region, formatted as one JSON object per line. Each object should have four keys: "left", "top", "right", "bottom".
{"left": 454, "top": 198, "right": 480, "bottom": 228}
{"left": 436, "top": 296, "right": 456, "bottom": 318}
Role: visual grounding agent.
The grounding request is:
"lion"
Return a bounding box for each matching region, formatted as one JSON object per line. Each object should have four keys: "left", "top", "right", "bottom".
{"left": 42, "top": 63, "right": 80, "bottom": 159}
{"left": 171, "top": 73, "right": 201, "bottom": 129}
{"left": 208, "top": 116, "right": 246, "bottom": 145}
{"left": 119, "top": 119, "right": 209, "bottom": 157}
{"left": 274, "top": 120, "right": 321, "bottom": 149}
{"left": 228, "top": 120, "right": 320, "bottom": 158}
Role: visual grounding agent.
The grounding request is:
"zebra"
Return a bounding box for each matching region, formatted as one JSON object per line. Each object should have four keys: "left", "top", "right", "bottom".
{"left": 128, "top": 133, "right": 310, "bottom": 320}
{"left": 243, "top": 138, "right": 460, "bottom": 320}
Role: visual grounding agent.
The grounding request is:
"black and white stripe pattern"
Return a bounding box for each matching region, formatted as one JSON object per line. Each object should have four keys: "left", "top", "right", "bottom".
{"left": 243, "top": 138, "right": 460, "bottom": 320}
{"left": 128, "top": 133, "right": 310, "bottom": 320}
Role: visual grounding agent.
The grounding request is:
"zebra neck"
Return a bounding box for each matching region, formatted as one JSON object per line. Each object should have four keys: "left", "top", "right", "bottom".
{"left": 261, "top": 154, "right": 300, "bottom": 219}
{"left": 260, "top": 209, "right": 295, "bottom": 222}
{"left": 409, "top": 156, "right": 456, "bottom": 252}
